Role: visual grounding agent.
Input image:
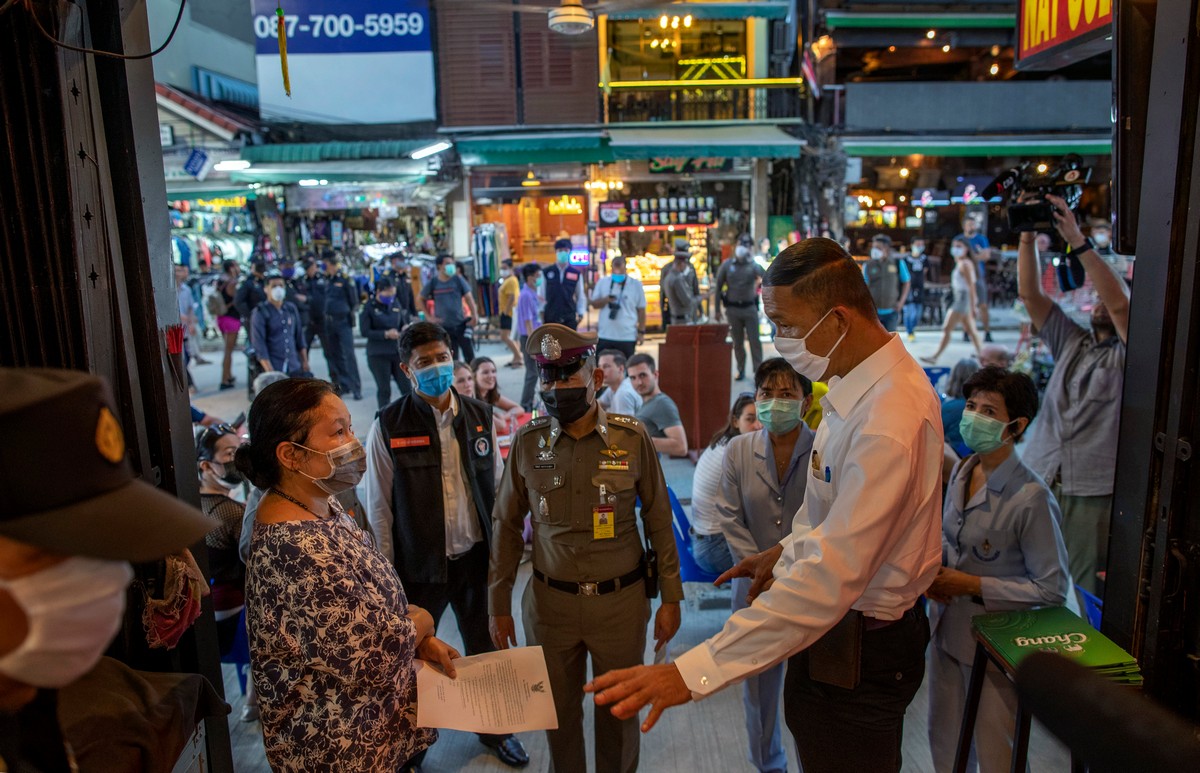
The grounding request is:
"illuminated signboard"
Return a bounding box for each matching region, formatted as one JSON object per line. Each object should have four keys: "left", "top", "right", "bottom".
{"left": 547, "top": 195, "right": 583, "bottom": 216}
{"left": 648, "top": 157, "right": 732, "bottom": 174}
{"left": 1017, "top": 0, "right": 1113, "bottom": 71}
{"left": 251, "top": 0, "right": 435, "bottom": 124}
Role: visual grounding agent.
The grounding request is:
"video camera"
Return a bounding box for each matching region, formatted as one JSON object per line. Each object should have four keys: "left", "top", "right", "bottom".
{"left": 982, "top": 154, "right": 1093, "bottom": 233}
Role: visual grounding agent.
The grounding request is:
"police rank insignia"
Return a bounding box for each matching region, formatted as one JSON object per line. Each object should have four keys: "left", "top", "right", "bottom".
{"left": 538, "top": 435, "right": 547, "bottom": 448}
{"left": 537, "top": 450, "right": 556, "bottom": 462}
{"left": 540, "top": 334, "right": 562, "bottom": 360}
{"left": 600, "top": 445, "right": 628, "bottom": 459}
{"left": 539, "top": 496, "right": 549, "bottom": 518}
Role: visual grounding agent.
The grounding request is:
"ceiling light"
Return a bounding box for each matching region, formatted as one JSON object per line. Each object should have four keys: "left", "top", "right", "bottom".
{"left": 1037, "top": 163, "right": 1049, "bottom": 174}
{"left": 411, "top": 141, "right": 452, "bottom": 160}
{"left": 877, "top": 199, "right": 886, "bottom": 207}
{"left": 298, "top": 179, "right": 321, "bottom": 187}
{"left": 899, "top": 167, "right": 910, "bottom": 178}
{"left": 899, "top": 195, "right": 906, "bottom": 203}
{"left": 521, "top": 170, "right": 541, "bottom": 187}
{"left": 659, "top": 15, "right": 668, "bottom": 29}
{"left": 638, "top": 225, "right": 645, "bottom": 232}
{"left": 916, "top": 207, "right": 923, "bottom": 217}
{"left": 888, "top": 46, "right": 896, "bottom": 53}
{"left": 667, "top": 225, "right": 675, "bottom": 231}
{"left": 671, "top": 16, "right": 679, "bottom": 29}
{"left": 319, "top": 179, "right": 328, "bottom": 185}
{"left": 942, "top": 44, "right": 951, "bottom": 53}
{"left": 213, "top": 159, "right": 251, "bottom": 171}
{"left": 651, "top": 39, "right": 659, "bottom": 48}
{"left": 991, "top": 45, "right": 1001, "bottom": 56}
{"left": 684, "top": 14, "right": 692, "bottom": 27}
{"left": 926, "top": 30, "right": 936, "bottom": 39}
{"left": 989, "top": 63, "right": 1000, "bottom": 76}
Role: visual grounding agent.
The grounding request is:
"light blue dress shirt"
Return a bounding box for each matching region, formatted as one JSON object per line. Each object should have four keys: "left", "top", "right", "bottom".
{"left": 931, "top": 451, "right": 1071, "bottom": 664}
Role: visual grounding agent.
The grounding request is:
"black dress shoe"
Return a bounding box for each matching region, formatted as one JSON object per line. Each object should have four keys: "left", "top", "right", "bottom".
{"left": 352, "top": 391, "right": 363, "bottom": 400}
{"left": 479, "top": 735, "right": 529, "bottom": 767}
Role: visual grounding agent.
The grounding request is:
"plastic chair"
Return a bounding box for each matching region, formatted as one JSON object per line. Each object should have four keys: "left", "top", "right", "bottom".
{"left": 220, "top": 608, "right": 252, "bottom": 696}
{"left": 1077, "top": 586, "right": 1104, "bottom": 630}
{"left": 665, "top": 485, "right": 722, "bottom": 586}
{"left": 923, "top": 366, "right": 951, "bottom": 393}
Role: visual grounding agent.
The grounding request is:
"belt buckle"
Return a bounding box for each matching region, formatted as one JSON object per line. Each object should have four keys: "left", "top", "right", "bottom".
{"left": 579, "top": 582, "right": 599, "bottom": 596}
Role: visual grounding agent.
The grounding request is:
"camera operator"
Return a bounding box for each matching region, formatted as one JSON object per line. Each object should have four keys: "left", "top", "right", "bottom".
{"left": 589, "top": 255, "right": 646, "bottom": 359}
{"left": 1017, "top": 194, "right": 1130, "bottom": 596}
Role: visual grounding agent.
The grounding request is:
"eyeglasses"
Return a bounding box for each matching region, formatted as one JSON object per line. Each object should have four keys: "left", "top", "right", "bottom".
{"left": 197, "top": 423, "right": 241, "bottom": 461}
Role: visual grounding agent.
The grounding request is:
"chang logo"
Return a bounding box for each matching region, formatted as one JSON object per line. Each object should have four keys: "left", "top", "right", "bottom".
{"left": 1014, "top": 632, "right": 1088, "bottom": 652}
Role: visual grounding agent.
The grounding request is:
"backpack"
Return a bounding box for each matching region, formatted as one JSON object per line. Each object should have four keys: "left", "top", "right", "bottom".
{"left": 205, "top": 286, "right": 228, "bottom": 318}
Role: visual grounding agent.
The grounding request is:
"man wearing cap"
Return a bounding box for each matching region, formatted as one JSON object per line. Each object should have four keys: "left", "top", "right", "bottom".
{"left": 542, "top": 238, "right": 587, "bottom": 330}
{"left": 250, "top": 271, "right": 310, "bottom": 376}
{"left": 489, "top": 323, "right": 684, "bottom": 773}
{"left": 714, "top": 235, "right": 767, "bottom": 380}
{"left": 0, "top": 368, "right": 213, "bottom": 770}
{"left": 661, "top": 238, "right": 701, "bottom": 326}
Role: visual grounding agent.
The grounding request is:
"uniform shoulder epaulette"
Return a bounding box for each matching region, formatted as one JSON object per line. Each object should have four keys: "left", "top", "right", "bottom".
{"left": 524, "top": 416, "right": 551, "bottom": 430}
{"left": 608, "top": 414, "right": 639, "bottom": 427}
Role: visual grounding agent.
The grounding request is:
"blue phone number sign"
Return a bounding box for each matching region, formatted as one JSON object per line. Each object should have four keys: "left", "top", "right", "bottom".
{"left": 252, "top": 0, "right": 431, "bottom": 55}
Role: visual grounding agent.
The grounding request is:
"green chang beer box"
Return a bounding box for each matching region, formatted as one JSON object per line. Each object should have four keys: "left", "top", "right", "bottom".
{"left": 971, "top": 607, "right": 1140, "bottom": 682}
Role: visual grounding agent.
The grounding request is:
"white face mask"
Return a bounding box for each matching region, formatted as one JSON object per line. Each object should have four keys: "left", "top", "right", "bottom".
{"left": 0, "top": 556, "right": 133, "bottom": 688}
{"left": 951, "top": 246, "right": 968, "bottom": 259}
{"left": 1093, "top": 233, "right": 1111, "bottom": 249}
{"left": 870, "top": 247, "right": 885, "bottom": 260}
{"left": 269, "top": 286, "right": 286, "bottom": 302}
{"left": 911, "top": 245, "right": 924, "bottom": 256}
{"left": 773, "top": 308, "right": 847, "bottom": 382}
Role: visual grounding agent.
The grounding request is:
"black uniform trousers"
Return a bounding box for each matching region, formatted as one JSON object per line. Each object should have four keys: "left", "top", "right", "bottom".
{"left": 367, "top": 353, "right": 410, "bottom": 409}
{"left": 402, "top": 540, "right": 510, "bottom": 760}
{"left": 784, "top": 603, "right": 929, "bottom": 773}
{"left": 446, "top": 320, "right": 476, "bottom": 363}
{"left": 306, "top": 322, "right": 342, "bottom": 387}
{"left": 323, "top": 313, "right": 361, "bottom": 394}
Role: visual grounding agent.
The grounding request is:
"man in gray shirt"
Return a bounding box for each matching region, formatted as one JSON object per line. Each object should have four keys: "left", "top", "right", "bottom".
{"left": 422, "top": 254, "right": 479, "bottom": 362}
{"left": 627, "top": 353, "right": 688, "bottom": 456}
{"left": 1017, "top": 195, "right": 1130, "bottom": 594}
{"left": 661, "top": 238, "right": 701, "bottom": 325}
{"left": 714, "top": 238, "right": 767, "bottom": 380}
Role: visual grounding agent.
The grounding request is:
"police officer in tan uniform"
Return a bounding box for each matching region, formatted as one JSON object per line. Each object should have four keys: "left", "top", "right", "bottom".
{"left": 488, "top": 323, "right": 684, "bottom": 773}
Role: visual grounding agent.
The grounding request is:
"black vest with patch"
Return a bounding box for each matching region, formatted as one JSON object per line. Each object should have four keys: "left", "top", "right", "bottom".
{"left": 377, "top": 390, "right": 496, "bottom": 584}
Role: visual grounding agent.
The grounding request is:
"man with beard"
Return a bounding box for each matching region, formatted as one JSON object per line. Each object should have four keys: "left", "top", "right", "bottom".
{"left": 1017, "top": 194, "right": 1130, "bottom": 595}
{"left": 488, "top": 323, "right": 682, "bottom": 773}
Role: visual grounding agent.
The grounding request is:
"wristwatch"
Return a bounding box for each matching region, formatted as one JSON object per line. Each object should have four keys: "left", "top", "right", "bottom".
{"left": 1067, "top": 237, "right": 1095, "bottom": 257}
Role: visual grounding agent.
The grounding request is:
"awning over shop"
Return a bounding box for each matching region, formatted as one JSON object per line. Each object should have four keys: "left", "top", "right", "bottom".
{"left": 840, "top": 135, "right": 1112, "bottom": 158}
{"left": 241, "top": 141, "right": 432, "bottom": 164}
{"left": 165, "top": 180, "right": 256, "bottom": 202}
{"left": 607, "top": 126, "right": 804, "bottom": 160}
{"left": 230, "top": 160, "right": 430, "bottom": 185}
{"left": 455, "top": 132, "right": 609, "bottom": 166}
{"left": 607, "top": 2, "right": 790, "bottom": 21}
{"left": 823, "top": 11, "right": 1014, "bottom": 29}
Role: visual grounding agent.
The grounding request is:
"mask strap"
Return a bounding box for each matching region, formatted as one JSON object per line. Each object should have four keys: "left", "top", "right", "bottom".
{"left": 291, "top": 441, "right": 335, "bottom": 479}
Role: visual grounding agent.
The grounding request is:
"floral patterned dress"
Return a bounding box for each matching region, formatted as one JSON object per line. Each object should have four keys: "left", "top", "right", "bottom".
{"left": 245, "top": 501, "right": 435, "bottom": 772}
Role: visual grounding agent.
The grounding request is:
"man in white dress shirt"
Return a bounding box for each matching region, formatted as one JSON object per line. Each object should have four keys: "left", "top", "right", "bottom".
{"left": 586, "top": 238, "right": 944, "bottom": 773}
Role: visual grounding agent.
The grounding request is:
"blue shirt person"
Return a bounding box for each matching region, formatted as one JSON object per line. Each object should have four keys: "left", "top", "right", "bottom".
{"left": 250, "top": 274, "right": 309, "bottom": 375}
{"left": 925, "top": 367, "right": 1072, "bottom": 773}
{"left": 714, "top": 359, "right": 816, "bottom": 773}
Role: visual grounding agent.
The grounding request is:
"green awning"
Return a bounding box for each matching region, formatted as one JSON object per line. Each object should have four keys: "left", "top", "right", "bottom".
{"left": 608, "top": 2, "right": 789, "bottom": 21}
{"left": 241, "top": 140, "right": 433, "bottom": 164}
{"left": 456, "top": 132, "right": 610, "bottom": 166}
{"left": 824, "top": 11, "right": 1015, "bottom": 30}
{"left": 841, "top": 135, "right": 1112, "bottom": 158}
{"left": 607, "top": 125, "right": 803, "bottom": 159}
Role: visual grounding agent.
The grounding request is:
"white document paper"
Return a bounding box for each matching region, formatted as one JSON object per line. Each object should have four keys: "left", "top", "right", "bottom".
{"left": 416, "top": 646, "right": 558, "bottom": 733}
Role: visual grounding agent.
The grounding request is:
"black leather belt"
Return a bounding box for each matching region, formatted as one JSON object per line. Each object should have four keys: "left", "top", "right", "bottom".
{"left": 723, "top": 298, "right": 757, "bottom": 308}
{"left": 533, "top": 566, "right": 643, "bottom": 597}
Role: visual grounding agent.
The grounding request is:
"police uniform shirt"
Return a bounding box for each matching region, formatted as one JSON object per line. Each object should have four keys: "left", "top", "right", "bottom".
{"left": 488, "top": 406, "right": 684, "bottom": 615}
{"left": 715, "top": 258, "right": 765, "bottom": 307}
{"left": 324, "top": 272, "right": 358, "bottom": 317}
{"left": 675, "top": 334, "right": 944, "bottom": 697}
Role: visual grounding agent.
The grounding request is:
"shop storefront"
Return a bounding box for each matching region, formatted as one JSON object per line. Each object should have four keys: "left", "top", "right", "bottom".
{"left": 169, "top": 195, "right": 258, "bottom": 271}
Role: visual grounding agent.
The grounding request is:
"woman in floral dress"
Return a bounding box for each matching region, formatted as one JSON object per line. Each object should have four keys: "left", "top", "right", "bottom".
{"left": 235, "top": 378, "right": 458, "bottom": 771}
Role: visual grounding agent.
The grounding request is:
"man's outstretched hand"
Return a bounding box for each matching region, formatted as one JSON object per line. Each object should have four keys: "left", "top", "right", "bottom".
{"left": 715, "top": 542, "right": 785, "bottom": 603}
{"left": 584, "top": 663, "right": 692, "bottom": 732}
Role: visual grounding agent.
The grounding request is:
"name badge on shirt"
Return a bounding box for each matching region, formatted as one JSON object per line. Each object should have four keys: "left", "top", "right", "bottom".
{"left": 593, "top": 506, "right": 616, "bottom": 540}
{"left": 391, "top": 436, "right": 431, "bottom": 449}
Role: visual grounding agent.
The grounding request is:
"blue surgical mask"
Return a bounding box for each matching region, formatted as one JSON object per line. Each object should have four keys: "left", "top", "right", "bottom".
{"left": 536, "top": 276, "right": 545, "bottom": 289}
{"left": 959, "top": 411, "right": 1013, "bottom": 454}
{"left": 556, "top": 251, "right": 570, "bottom": 265}
{"left": 377, "top": 293, "right": 395, "bottom": 306}
{"left": 755, "top": 398, "right": 803, "bottom": 435}
{"left": 413, "top": 362, "right": 454, "bottom": 397}
{"left": 281, "top": 267, "right": 295, "bottom": 279}
{"left": 612, "top": 273, "right": 626, "bottom": 284}
{"left": 443, "top": 263, "right": 457, "bottom": 277}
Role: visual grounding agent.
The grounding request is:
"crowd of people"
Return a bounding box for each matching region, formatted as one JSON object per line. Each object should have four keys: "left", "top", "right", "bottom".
{"left": 3, "top": 191, "right": 1135, "bottom": 773}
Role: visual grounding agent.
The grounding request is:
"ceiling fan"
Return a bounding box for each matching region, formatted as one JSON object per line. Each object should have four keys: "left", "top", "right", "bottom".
{"left": 462, "top": 0, "right": 679, "bottom": 36}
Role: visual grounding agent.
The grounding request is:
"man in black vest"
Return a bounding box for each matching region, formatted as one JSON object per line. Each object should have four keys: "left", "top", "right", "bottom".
{"left": 363, "top": 321, "right": 529, "bottom": 769}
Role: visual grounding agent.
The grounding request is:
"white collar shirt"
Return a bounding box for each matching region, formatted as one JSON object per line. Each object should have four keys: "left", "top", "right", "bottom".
{"left": 431, "top": 391, "right": 484, "bottom": 556}
{"left": 675, "top": 334, "right": 944, "bottom": 698}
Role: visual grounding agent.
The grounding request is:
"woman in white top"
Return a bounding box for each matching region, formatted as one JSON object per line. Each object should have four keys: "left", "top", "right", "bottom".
{"left": 690, "top": 394, "right": 762, "bottom": 575}
{"left": 923, "top": 236, "right": 984, "bottom": 364}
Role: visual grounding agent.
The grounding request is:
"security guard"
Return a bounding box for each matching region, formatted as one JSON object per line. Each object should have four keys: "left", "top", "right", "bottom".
{"left": 299, "top": 259, "right": 340, "bottom": 387}
{"left": 542, "top": 238, "right": 585, "bottom": 329}
{"left": 714, "top": 235, "right": 767, "bottom": 380}
{"left": 322, "top": 253, "right": 363, "bottom": 400}
{"left": 359, "top": 277, "right": 412, "bottom": 409}
{"left": 489, "top": 323, "right": 684, "bottom": 773}
{"left": 380, "top": 252, "right": 417, "bottom": 317}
